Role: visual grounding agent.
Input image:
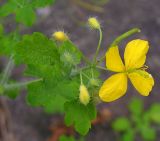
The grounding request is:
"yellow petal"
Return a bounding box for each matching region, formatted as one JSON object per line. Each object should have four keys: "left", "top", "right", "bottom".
{"left": 124, "top": 39, "right": 149, "bottom": 69}
{"left": 106, "top": 46, "right": 125, "bottom": 72}
{"left": 99, "top": 73, "right": 127, "bottom": 102}
{"left": 128, "top": 70, "right": 154, "bottom": 96}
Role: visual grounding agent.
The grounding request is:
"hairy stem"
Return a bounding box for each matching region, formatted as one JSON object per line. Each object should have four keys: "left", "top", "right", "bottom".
{"left": 93, "top": 28, "right": 103, "bottom": 64}
{"left": 0, "top": 55, "right": 14, "bottom": 85}
{"left": 4, "top": 78, "right": 43, "bottom": 90}
{"left": 110, "top": 28, "right": 140, "bottom": 47}
{"left": 96, "top": 66, "right": 108, "bottom": 71}
{"left": 98, "top": 28, "right": 140, "bottom": 64}
{"left": 80, "top": 72, "right": 83, "bottom": 84}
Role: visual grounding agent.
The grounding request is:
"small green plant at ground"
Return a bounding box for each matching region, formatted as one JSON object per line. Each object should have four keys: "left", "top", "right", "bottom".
{"left": 112, "top": 98, "right": 160, "bottom": 141}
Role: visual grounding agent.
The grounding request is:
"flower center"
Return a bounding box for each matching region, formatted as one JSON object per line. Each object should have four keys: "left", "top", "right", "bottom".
{"left": 122, "top": 65, "right": 149, "bottom": 75}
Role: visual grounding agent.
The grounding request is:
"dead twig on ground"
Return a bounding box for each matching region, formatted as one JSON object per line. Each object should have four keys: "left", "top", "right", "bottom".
{"left": 0, "top": 98, "right": 17, "bottom": 141}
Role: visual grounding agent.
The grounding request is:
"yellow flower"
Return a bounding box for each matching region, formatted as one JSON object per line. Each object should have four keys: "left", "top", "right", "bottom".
{"left": 99, "top": 39, "right": 154, "bottom": 102}
{"left": 79, "top": 84, "right": 90, "bottom": 105}
{"left": 88, "top": 17, "right": 100, "bottom": 29}
{"left": 52, "top": 31, "right": 68, "bottom": 41}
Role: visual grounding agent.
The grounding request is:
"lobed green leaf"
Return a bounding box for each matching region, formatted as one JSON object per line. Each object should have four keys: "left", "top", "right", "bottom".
{"left": 128, "top": 98, "right": 143, "bottom": 116}
{"left": 122, "top": 129, "right": 134, "bottom": 141}
{"left": 140, "top": 125, "right": 156, "bottom": 140}
{"left": 0, "top": 0, "right": 56, "bottom": 26}
{"left": 148, "top": 103, "right": 160, "bottom": 124}
{"left": 26, "top": 64, "right": 79, "bottom": 113}
{"left": 64, "top": 100, "right": 97, "bottom": 135}
{"left": 14, "top": 32, "right": 59, "bottom": 66}
{"left": 112, "top": 117, "right": 131, "bottom": 132}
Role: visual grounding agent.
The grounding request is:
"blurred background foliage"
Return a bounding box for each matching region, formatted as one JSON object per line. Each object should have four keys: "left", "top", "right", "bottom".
{"left": 112, "top": 98, "right": 160, "bottom": 141}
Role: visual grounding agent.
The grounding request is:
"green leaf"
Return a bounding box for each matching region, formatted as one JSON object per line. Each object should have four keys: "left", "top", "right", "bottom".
{"left": 14, "top": 32, "right": 59, "bottom": 66}
{"left": 59, "top": 135, "right": 75, "bottom": 141}
{"left": 0, "top": 1, "right": 17, "bottom": 17}
{"left": 0, "top": 0, "right": 35, "bottom": 26}
{"left": 64, "top": 100, "right": 97, "bottom": 135}
{"left": 59, "top": 41, "right": 82, "bottom": 67}
{"left": 26, "top": 64, "right": 79, "bottom": 113}
{"left": 149, "top": 103, "right": 160, "bottom": 124}
{"left": 15, "top": 6, "right": 36, "bottom": 26}
{"left": 112, "top": 117, "right": 130, "bottom": 132}
{"left": 32, "top": 0, "right": 56, "bottom": 7}
{"left": 0, "top": 31, "right": 20, "bottom": 56}
{"left": 27, "top": 82, "right": 66, "bottom": 113}
{"left": 142, "top": 112, "right": 150, "bottom": 125}
{"left": 0, "top": 0, "right": 55, "bottom": 26}
{"left": 128, "top": 98, "right": 143, "bottom": 116}
{"left": 140, "top": 126, "right": 156, "bottom": 141}
{"left": 122, "top": 129, "right": 134, "bottom": 141}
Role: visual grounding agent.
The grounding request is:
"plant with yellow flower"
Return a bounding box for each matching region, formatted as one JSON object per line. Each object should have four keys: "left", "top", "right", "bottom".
{"left": 0, "top": 16, "right": 154, "bottom": 136}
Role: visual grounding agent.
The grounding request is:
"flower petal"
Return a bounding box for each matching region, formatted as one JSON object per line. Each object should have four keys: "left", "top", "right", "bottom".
{"left": 106, "top": 46, "right": 125, "bottom": 72}
{"left": 124, "top": 39, "right": 149, "bottom": 69}
{"left": 99, "top": 73, "right": 127, "bottom": 102}
{"left": 128, "top": 70, "right": 154, "bottom": 96}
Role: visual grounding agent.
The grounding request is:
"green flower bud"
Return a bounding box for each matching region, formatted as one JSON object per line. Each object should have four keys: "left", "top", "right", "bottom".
{"left": 79, "top": 84, "right": 90, "bottom": 106}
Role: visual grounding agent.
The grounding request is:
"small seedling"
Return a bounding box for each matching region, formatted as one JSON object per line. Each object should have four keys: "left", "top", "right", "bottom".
{"left": 112, "top": 98, "right": 160, "bottom": 141}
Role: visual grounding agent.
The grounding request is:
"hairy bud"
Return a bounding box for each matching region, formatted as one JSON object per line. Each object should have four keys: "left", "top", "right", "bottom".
{"left": 88, "top": 17, "right": 100, "bottom": 29}
{"left": 52, "top": 31, "right": 68, "bottom": 41}
{"left": 79, "top": 84, "right": 90, "bottom": 106}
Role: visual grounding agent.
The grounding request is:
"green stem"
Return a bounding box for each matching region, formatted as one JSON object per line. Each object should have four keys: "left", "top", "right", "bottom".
{"left": 80, "top": 72, "right": 83, "bottom": 84}
{"left": 81, "top": 72, "right": 90, "bottom": 79}
{"left": 96, "top": 66, "right": 108, "bottom": 71}
{"left": 93, "top": 27, "right": 103, "bottom": 64}
{"left": 110, "top": 28, "right": 140, "bottom": 47}
{"left": 1, "top": 55, "right": 14, "bottom": 85}
{"left": 91, "top": 68, "right": 94, "bottom": 78}
{"left": 98, "top": 28, "right": 140, "bottom": 64}
{"left": 4, "top": 78, "right": 43, "bottom": 90}
{"left": 78, "top": 65, "right": 92, "bottom": 73}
